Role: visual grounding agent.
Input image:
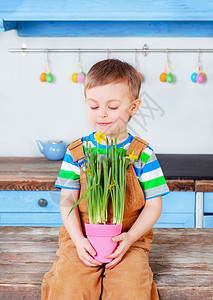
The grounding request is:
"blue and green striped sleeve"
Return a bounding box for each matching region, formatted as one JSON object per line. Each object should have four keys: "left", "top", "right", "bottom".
{"left": 138, "top": 146, "right": 170, "bottom": 200}
{"left": 54, "top": 146, "right": 81, "bottom": 190}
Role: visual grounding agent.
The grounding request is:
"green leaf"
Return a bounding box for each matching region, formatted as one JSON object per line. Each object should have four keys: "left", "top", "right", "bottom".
{"left": 67, "top": 183, "right": 102, "bottom": 219}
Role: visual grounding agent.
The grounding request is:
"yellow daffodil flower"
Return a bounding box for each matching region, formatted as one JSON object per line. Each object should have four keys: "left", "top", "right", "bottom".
{"left": 85, "top": 167, "right": 92, "bottom": 177}
{"left": 109, "top": 180, "right": 115, "bottom": 190}
{"left": 123, "top": 150, "right": 138, "bottom": 164}
{"left": 94, "top": 131, "right": 106, "bottom": 143}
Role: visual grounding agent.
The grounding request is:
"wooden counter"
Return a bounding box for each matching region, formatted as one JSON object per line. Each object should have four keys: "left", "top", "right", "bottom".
{"left": 1, "top": 157, "right": 212, "bottom": 192}
{"left": 0, "top": 157, "right": 59, "bottom": 191}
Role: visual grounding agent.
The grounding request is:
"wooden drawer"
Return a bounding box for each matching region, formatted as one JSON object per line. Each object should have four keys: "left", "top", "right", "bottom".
{"left": 0, "top": 191, "right": 62, "bottom": 226}
{"left": 203, "top": 192, "right": 213, "bottom": 213}
{"left": 0, "top": 191, "right": 60, "bottom": 212}
{"left": 155, "top": 191, "right": 195, "bottom": 228}
{"left": 160, "top": 191, "right": 195, "bottom": 213}
{"left": 154, "top": 214, "right": 194, "bottom": 228}
{"left": 203, "top": 216, "right": 213, "bottom": 228}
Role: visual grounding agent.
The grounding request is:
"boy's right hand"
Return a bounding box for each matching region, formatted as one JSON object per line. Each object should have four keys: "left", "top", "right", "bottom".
{"left": 75, "top": 237, "right": 103, "bottom": 267}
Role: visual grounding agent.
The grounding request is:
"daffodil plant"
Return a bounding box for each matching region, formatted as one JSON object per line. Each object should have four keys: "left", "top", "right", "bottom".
{"left": 67, "top": 131, "right": 138, "bottom": 225}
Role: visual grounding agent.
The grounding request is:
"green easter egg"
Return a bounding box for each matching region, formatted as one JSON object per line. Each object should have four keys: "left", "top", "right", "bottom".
{"left": 166, "top": 73, "right": 173, "bottom": 83}
{"left": 81, "top": 72, "right": 86, "bottom": 77}
{"left": 46, "top": 73, "right": 53, "bottom": 83}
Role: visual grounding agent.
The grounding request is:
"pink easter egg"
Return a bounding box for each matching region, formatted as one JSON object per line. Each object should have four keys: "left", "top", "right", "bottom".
{"left": 77, "top": 73, "right": 85, "bottom": 83}
{"left": 196, "top": 73, "right": 204, "bottom": 84}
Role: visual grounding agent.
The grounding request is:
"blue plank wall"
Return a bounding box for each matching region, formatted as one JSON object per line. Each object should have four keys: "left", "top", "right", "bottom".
{"left": 0, "top": 0, "right": 213, "bottom": 36}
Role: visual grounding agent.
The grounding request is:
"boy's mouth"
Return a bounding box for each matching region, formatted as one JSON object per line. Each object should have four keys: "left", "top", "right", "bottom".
{"left": 97, "top": 122, "right": 112, "bottom": 126}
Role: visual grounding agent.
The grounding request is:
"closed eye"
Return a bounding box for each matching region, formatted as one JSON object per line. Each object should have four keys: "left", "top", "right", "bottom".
{"left": 90, "top": 107, "right": 118, "bottom": 110}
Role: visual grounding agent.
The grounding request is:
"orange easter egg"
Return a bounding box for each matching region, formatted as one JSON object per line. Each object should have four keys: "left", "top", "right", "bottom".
{"left": 138, "top": 72, "right": 143, "bottom": 82}
{"left": 40, "top": 72, "right": 47, "bottom": 82}
{"left": 160, "top": 72, "right": 167, "bottom": 82}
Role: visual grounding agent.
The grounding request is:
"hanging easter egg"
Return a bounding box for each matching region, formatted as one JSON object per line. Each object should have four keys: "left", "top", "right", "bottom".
{"left": 166, "top": 73, "right": 173, "bottom": 83}
{"left": 40, "top": 72, "right": 47, "bottom": 82}
{"left": 72, "top": 73, "right": 78, "bottom": 83}
{"left": 77, "top": 72, "right": 85, "bottom": 83}
{"left": 46, "top": 73, "right": 53, "bottom": 83}
{"left": 196, "top": 73, "right": 204, "bottom": 84}
{"left": 200, "top": 72, "right": 206, "bottom": 80}
{"left": 138, "top": 72, "right": 143, "bottom": 82}
{"left": 81, "top": 72, "right": 86, "bottom": 77}
{"left": 160, "top": 72, "right": 167, "bottom": 82}
{"left": 191, "top": 72, "right": 197, "bottom": 83}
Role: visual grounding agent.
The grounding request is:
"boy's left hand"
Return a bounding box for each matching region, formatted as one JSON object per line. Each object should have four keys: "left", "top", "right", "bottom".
{"left": 105, "top": 232, "right": 133, "bottom": 269}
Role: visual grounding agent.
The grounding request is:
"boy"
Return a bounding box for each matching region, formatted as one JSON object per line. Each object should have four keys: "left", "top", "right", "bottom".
{"left": 42, "top": 59, "right": 170, "bottom": 299}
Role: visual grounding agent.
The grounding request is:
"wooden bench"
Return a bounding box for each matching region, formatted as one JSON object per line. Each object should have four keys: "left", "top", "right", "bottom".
{"left": 0, "top": 227, "right": 212, "bottom": 300}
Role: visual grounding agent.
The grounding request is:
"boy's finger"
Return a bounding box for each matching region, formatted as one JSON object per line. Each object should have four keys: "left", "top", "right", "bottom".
{"left": 106, "top": 249, "right": 119, "bottom": 259}
{"left": 105, "top": 262, "right": 113, "bottom": 269}
{"left": 86, "top": 247, "right": 96, "bottom": 257}
{"left": 113, "top": 232, "right": 126, "bottom": 242}
{"left": 85, "top": 253, "right": 102, "bottom": 265}
{"left": 106, "top": 256, "right": 122, "bottom": 269}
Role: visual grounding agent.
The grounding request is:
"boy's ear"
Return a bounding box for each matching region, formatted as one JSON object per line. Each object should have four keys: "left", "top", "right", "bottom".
{"left": 130, "top": 98, "right": 142, "bottom": 116}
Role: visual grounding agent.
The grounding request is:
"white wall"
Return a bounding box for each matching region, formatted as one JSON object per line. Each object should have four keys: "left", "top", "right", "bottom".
{"left": 0, "top": 30, "right": 212, "bottom": 156}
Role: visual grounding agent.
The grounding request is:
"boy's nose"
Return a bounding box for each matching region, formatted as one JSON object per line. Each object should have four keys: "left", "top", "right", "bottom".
{"left": 99, "top": 108, "right": 108, "bottom": 118}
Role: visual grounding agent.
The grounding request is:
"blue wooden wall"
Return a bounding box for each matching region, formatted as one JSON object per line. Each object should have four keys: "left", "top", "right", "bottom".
{"left": 16, "top": 21, "right": 213, "bottom": 37}
{"left": 0, "top": 0, "right": 213, "bottom": 36}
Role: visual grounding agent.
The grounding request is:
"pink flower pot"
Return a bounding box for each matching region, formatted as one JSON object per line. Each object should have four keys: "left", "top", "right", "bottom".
{"left": 85, "top": 223, "right": 122, "bottom": 263}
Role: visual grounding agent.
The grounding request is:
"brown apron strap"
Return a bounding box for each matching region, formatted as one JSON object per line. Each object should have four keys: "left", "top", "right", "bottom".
{"left": 68, "top": 137, "right": 86, "bottom": 162}
{"left": 68, "top": 135, "right": 148, "bottom": 162}
{"left": 125, "top": 136, "right": 149, "bottom": 159}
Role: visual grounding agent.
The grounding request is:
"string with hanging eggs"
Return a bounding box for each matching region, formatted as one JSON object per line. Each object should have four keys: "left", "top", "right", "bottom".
{"left": 39, "top": 51, "right": 53, "bottom": 83}
{"left": 159, "top": 50, "right": 174, "bottom": 83}
{"left": 71, "top": 50, "right": 86, "bottom": 83}
{"left": 191, "top": 50, "right": 206, "bottom": 84}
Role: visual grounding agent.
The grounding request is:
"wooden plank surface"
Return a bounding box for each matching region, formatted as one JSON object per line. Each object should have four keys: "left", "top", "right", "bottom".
{"left": 165, "top": 179, "right": 195, "bottom": 191}
{"left": 0, "top": 157, "right": 200, "bottom": 191}
{"left": 196, "top": 180, "right": 213, "bottom": 192}
{"left": 0, "top": 158, "right": 60, "bottom": 191}
{"left": 1, "top": 158, "right": 213, "bottom": 192}
{"left": 0, "top": 227, "right": 213, "bottom": 299}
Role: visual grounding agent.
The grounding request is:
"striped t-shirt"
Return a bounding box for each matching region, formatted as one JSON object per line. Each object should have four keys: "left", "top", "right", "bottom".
{"left": 55, "top": 131, "right": 170, "bottom": 200}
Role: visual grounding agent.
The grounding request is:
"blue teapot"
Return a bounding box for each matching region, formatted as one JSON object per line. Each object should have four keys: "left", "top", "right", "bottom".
{"left": 36, "top": 140, "right": 67, "bottom": 161}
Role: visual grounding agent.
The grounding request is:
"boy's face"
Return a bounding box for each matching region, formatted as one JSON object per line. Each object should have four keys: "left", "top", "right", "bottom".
{"left": 85, "top": 81, "right": 141, "bottom": 140}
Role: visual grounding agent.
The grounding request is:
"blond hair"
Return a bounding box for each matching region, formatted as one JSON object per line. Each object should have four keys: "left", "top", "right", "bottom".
{"left": 84, "top": 59, "right": 141, "bottom": 101}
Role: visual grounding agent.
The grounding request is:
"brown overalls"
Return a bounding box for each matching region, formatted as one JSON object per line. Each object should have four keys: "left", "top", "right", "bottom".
{"left": 42, "top": 136, "right": 159, "bottom": 300}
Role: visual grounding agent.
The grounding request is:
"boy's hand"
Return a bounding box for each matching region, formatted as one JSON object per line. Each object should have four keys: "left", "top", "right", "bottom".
{"left": 105, "top": 232, "right": 133, "bottom": 269}
{"left": 75, "top": 237, "right": 103, "bottom": 267}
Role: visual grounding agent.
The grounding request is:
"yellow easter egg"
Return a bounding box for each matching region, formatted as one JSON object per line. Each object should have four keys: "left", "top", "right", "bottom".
{"left": 72, "top": 73, "right": 78, "bottom": 83}
{"left": 200, "top": 72, "right": 206, "bottom": 80}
